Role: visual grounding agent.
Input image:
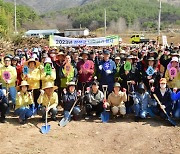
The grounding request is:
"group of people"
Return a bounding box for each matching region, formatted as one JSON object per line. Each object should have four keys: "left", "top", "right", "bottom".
{"left": 0, "top": 41, "right": 180, "bottom": 126}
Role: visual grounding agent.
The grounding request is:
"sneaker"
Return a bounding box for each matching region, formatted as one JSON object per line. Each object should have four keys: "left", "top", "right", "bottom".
{"left": 85, "top": 116, "right": 90, "bottom": 120}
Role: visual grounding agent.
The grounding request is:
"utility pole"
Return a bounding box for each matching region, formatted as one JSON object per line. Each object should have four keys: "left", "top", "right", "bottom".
{"left": 158, "top": 0, "right": 161, "bottom": 35}
{"left": 14, "top": 0, "right": 17, "bottom": 34}
{"left": 104, "top": 8, "right": 107, "bottom": 36}
{"left": 157, "top": 0, "right": 161, "bottom": 45}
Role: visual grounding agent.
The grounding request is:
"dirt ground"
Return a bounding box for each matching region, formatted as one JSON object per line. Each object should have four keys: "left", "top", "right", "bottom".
{"left": 0, "top": 110, "right": 179, "bottom": 154}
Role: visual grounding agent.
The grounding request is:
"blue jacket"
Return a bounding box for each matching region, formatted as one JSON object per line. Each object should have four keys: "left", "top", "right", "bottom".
{"left": 0, "top": 89, "right": 8, "bottom": 104}
{"left": 171, "top": 91, "right": 180, "bottom": 101}
{"left": 62, "top": 91, "right": 78, "bottom": 111}
{"left": 98, "top": 59, "right": 116, "bottom": 92}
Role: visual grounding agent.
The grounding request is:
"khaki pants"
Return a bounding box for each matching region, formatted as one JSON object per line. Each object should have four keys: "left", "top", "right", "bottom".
{"left": 111, "top": 105, "right": 126, "bottom": 115}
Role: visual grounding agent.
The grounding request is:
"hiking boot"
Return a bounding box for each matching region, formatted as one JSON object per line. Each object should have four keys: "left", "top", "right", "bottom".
{"left": 51, "top": 116, "right": 57, "bottom": 121}
{"left": 40, "top": 117, "right": 46, "bottom": 122}
{"left": 0, "top": 117, "right": 6, "bottom": 123}
{"left": 19, "top": 118, "right": 26, "bottom": 125}
{"left": 134, "top": 116, "right": 140, "bottom": 122}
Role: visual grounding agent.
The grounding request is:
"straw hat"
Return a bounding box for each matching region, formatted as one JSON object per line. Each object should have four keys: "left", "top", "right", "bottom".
{"left": 17, "top": 81, "right": 29, "bottom": 91}
{"left": 24, "top": 58, "right": 40, "bottom": 67}
{"left": 42, "top": 82, "right": 58, "bottom": 90}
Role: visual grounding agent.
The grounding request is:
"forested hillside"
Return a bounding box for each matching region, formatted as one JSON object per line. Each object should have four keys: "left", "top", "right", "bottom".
{"left": 0, "top": 0, "right": 38, "bottom": 38}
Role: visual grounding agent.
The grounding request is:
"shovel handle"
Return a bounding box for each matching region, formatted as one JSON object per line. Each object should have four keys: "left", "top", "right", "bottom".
{"left": 153, "top": 94, "right": 166, "bottom": 113}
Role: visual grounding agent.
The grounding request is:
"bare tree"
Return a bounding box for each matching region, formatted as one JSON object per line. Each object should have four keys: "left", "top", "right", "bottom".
{"left": 108, "top": 17, "right": 127, "bottom": 33}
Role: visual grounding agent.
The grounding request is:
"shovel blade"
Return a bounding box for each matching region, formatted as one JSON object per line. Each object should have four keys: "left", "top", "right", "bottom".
{"left": 167, "top": 115, "right": 176, "bottom": 126}
{"left": 101, "top": 111, "right": 109, "bottom": 123}
{"left": 41, "top": 125, "right": 51, "bottom": 134}
{"left": 59, "top": 118, "right": 69, "bottom": 127}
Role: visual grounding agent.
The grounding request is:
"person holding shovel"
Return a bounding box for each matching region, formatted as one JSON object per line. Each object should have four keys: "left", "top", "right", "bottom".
{"left": 151, "top": 78, "right": 173, "bottom": 120}
{"left": 15, "top": 81, "right": 33, "bottom": 124}
{"left": 62, "top": 82, "right": 81, "bottom": 120}
{"left": 106, "top": 82, "right": 127, "bottom": 118}
{"left": 0, "top": 55, "right": 17, "bottom": 109}
{"left": 83, "top": 81, "right": 104, "bottom": 120}
{"left": 37, "top": 82, "right": 58, "bottom": 121}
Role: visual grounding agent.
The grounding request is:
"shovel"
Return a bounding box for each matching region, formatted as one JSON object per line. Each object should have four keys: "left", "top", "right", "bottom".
{"left": 101, "top": 109, "right": 110, "bottom": 123}
{"left": 41, "top": 103, "right": 51, "bottom": 134}
{"left": 59, "top": 99, "right": 79, "bottom": 127}
{"left": 101, "top": 85, "right": 110, "bottom": 123}
{"left": 153, "top": 94, "right": 176, "bottom": 126}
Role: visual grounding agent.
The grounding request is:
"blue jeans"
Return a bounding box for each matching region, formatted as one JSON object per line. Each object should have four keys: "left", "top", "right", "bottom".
{"left": 41, "top": 107, "right": 57, "bottom": 119}
{"left": 173, "top": 101, "right": 180, "bottom": 118}
{"left": 15, "top": 107, "right": 33, "bottom": 120}
{"left": 64, "top": 106, "right": 80, "bottom": 119}
{"left": 134, "top": 104, "right": 148, "bottom": 118}
{"left": 3, "top": 86, "right": 16, "bottom": 105}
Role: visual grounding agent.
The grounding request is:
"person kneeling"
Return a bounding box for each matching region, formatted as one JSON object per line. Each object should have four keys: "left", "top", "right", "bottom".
{"left": 107, "top": 82, "right": 127, "bottom": 118}
{"left": 62, "top": 82, "right": 81, "bottom": 121}
{"left": 15, "top": 81, "right": 33, "bottom": 124}
{"left": 133, "top": 83, "right": 156, "bottom": 122}
{"left": 38, "top": 82, "right": 58, "bottom": 121}
{"left": 84, "top": 81, "right": 104, "bottom": 119}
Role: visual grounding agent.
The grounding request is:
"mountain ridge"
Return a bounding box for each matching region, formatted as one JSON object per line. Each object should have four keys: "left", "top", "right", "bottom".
{"left": 4, "top": 0, "right": 180, "bottom": 14}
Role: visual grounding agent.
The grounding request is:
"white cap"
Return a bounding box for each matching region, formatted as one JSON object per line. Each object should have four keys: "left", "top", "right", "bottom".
{"left": 44, "top": 57, "right": 52, "bottom": 64}
{"left": 171, "top": 57, "right": 179, "bottom": 63}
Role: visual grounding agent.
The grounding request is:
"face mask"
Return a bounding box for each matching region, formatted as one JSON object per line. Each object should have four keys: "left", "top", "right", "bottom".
{"left": 160, "top": 84, "right": 166, "bottom": 89}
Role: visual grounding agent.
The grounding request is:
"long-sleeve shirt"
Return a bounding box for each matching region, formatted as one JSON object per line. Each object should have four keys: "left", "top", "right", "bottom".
{"left": 15, "top": 91, "right": 33, "bottom": 110}
{"left": 22, "top": 68, "right": 41, "bottom": 90}
{"left": 77, "top": 60, "right": 94, "bottom": 83}
{"left": 108, "top": 91, "right": 127, "bottom": 107}
{"left": 0, "top": 65, "right": 17, "bottom": 87}
{"left": 41, "top": 67, "right": 56, "bottom": 88}
{"left": 85, "top": 90, "right": 104, "bottom": 105}
{"left": 37, "top": 92, "right": 58, "bottom": 109}
{"left": 171, "top": 91, "right": 180, "bottom": 101}
{"left": 62, "top": 92, "right": 78, "bottom": 111}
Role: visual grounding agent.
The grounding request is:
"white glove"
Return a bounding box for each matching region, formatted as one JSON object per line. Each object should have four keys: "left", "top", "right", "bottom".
{"left": 99, "top": 65, "right": 102, "bottom": 70}
{"left": 149, "top": 79, "right": 154, "bottom": 83}
{"left": 106, "top": 70, "right": 111, "bottom": 74}
{"left": 40, "top": 89, "right": 44, "bottom": 95}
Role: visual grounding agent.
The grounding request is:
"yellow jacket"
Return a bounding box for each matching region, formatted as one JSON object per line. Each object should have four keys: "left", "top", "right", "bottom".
{"left": 15, "top": 91, "right": 33, "bottom": 110}
{"left": 37, "top": 92, "right": 58, "bottom": 109}
{"left": 41, "top": 68, "right": 56, "bottom": 88}
{"left": 165, "top": 70, "right": 180, "bottom": 89}
{"left": 0, "top": 65, "right": 17, "bottom": 87}
{"left": 22, "top": 68, "right": 40, "bottom": 90}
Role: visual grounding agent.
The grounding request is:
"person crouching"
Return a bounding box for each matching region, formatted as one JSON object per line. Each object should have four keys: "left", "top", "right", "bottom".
{"left": 37, "top": 82, "right": 58, "bottom": 121}
{"left": 107, "top": 82, "right": 127, "bottom": 118}
{"left": 62, "top": 82, "right": 81, "bottom": 120}
{"left": 84, "top": 81, "right": 104, "bottom": 119}
{"left": 15, "top": 81, "right": 33, "bottom": 124}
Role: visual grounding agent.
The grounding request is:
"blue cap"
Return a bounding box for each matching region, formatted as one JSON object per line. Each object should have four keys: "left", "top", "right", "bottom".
{"left": 103, "top": 50, "right": 110, "bottom": 55}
